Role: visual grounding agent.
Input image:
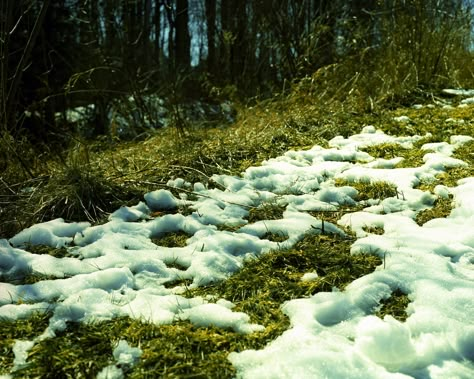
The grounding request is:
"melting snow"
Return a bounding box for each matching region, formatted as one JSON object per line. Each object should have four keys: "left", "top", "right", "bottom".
{"left": 1, "top": 126, "right": 474, "bottom": 378}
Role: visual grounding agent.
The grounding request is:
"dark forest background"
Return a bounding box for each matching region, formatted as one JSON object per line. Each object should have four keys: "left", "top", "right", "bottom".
{"left": 2, "top": 0, "right": 473, "bottom": 140}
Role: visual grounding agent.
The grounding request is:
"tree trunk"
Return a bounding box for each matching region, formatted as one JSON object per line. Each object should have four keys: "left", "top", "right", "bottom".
{"left": 154, "top": 0, "right": 162, "bottom": 67}
{"left": 205, "top": 0, "right": 216, "bottom": 73}
{"left": 175, "top": 0, "right": 190, "bottom": 69}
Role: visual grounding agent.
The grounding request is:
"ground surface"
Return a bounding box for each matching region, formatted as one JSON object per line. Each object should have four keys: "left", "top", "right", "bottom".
{"left": 1, "top": 95, "right": 474, "bottom": 378}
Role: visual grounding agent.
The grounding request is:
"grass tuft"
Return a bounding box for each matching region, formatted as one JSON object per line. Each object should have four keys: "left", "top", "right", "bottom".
{"left": 31, "top": 162, "right": 137, "bottom": 225}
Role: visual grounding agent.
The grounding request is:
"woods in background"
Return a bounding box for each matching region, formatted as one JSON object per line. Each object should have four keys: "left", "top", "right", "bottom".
{"left": 1, "top": 0, "right": 473, "bottom": 140}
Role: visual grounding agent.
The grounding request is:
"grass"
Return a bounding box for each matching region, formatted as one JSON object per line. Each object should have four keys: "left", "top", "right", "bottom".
{"left": 0, "top": 142, "right": 144, "bottom": 239}
{"left": 0, "top": 312, "right": 52, "bottom": 375}
{"left": 2, "top": 82, "right": 472, "bottom": 239}
{"left": 1, "top": 69, "right": 474, "bottom": 377}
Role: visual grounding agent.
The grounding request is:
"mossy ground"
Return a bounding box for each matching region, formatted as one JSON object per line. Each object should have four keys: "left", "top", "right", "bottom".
{"left": 0, "top": 233, "right": 382, "bottom": 378}
{"left": 1, "top": 92, "right": 473, "bottom": 377}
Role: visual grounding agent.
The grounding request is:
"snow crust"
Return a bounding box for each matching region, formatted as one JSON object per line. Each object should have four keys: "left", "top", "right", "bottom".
{"left": 1, "top": 124, "right": 474, "bottom": 377}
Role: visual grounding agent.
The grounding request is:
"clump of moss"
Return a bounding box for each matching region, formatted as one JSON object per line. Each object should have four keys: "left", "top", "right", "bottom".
{"left": 375, "top": 289, "right": 410, "bottom": 322}
{"left": 131, "top": 321, "right": 251, "bottom": 378}
{"left": 261, "top": 231, "right": 287, "bottom": 243}
{"left": 1, "top": 266, "right": 71, "bottom": 287}
{"left": 0, "top": 245, "right": 76, "bottom": 285}
{"left": 437, "top": 140, "right": 474, "bottom": 187}
{"left": 17, "top": 272, "right": 69, "bottom": 286}
{"left": 335, "top": 179, "right": 398, "bottom": 201}
{"left": 362, "top": 226, "right": 385, "bottom": 235}
{"left": 359, "top": 140, "right": 430, "bottom": 168}
{"left": 361, "top": 143, "right": 405, "bottom": 159}
{"left": 436, "top": 167, "right": 474, "bottom": 189}
{"left": 152, "top": 231, "right": 190, "bottom": 248}
{"left": 11, "top": 318, "right": 123, "bottom": 378}
{"left": 309, "top": 206, "right": 365, "bottom": 231}
{"left": 416, "top": 197, "right": 453, "bottom": 226}
{"left": 247, "top": 202, "right": 286, "bottom": 223}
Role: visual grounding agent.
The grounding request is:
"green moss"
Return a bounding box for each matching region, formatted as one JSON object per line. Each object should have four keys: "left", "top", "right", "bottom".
{"left": 361, "top": 142, "right": 405, "bottom": 159}
{"left": 335, "top": 179, "right": 398, "bottom": 201}
{"left": 260, "top": 231, "right": 287, "bottom": 243}
{"left": 394, "top": 149, "right": 428, "bottom": 168}
{"left": 3, "top": 76, "right": 474, "bottom": 378}
{"left": 416, "top": 197, "right": 453, "bottom": 226}
{"left": 195, "top": 232, "right": 381, "bottom": 333}
{"left": 152, "top": 231, "right": 190, "bottom": 248}
{"left": 247, "top": 202, "right": 286, "bottom": 224}
{"left": 441, "top": 140, "right": 474, "bottom": 186}
{"left": 26, "top": 245, "right": 71, "bottom": 259}
{"left": 359, "top": 138, "right": 436, "bottom": 168}
{"left": 131, "top": 321, "right": 252, "bottom": 378}
{"left": 309, "top": 206, "right": 364, "bottom": 233}
{"left": 11, "top": 318, "right": 125, "bottom": 378}
{"left": 0, "top": 233, "right": 386, "bottom": 379}
{"left": 163, "top": 278, "right": 194, "bottom": 289}
{"left": 1, "top": 266, "right": 70, "bottom": 286}
{"left": 375, "top": 289, "right": 410, "bottom": 322}
{"left": 362, "top": 226, "right": 385, "bottom": 235}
